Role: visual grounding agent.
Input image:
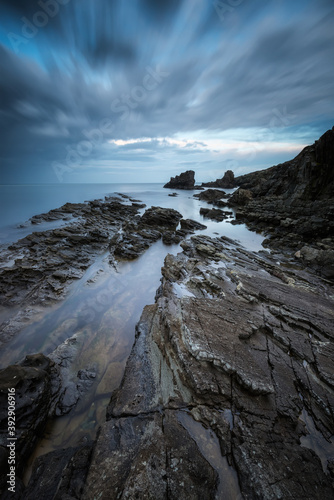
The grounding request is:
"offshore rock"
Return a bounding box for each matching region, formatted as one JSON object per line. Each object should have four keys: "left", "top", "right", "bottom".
{"left": 164, "top": 170, "right": 195, "bottom": 190}
{"left": 180, "top": 219, "right": 207, "bottom": 232}
{"left": 84, "top": 235, "right": 334, "bottom": 499}
{"left": 201, "top": 170, "right": 236, "bottom": 189}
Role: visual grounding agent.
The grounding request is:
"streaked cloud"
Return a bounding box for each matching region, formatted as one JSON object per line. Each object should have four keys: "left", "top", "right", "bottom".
{"left": 0, "top": 0, "right": 333, "bottom": 183}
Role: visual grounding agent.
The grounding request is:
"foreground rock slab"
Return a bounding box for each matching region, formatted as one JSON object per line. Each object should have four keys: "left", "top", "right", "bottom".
{"left": 84, "top": 235, "right": 334, "bottom": 499}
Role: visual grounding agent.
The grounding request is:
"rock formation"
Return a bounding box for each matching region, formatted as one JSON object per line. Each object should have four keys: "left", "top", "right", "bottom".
{"left": 82, "top": 235, "right": 334, "bottom": 499}
{"left": 194, "top": 188, "right": 227, "bottom": 202}
{"left": 230, "top": 127, "right": 334, "bottom": 279}
{"left": 201, "top": 170, "right": 236, "bottom": 189}
{"left": 0, "top": 200, "right": 206, "bottom": 349}
{"left": 0, "top": 354, "right": 61, "bottom": 496}
{"left": 163, "top": 170, "right": 195, "bottom": 190}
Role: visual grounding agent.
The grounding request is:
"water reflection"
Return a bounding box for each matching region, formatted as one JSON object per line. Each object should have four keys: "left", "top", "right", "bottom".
{"left": 18, "top": 240, "right": 180, "bottom": 481}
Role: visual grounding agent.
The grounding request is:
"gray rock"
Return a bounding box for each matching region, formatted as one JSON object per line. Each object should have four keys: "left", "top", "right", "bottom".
{"left": 85, "top": 235, "right": 334, "bottom": 499}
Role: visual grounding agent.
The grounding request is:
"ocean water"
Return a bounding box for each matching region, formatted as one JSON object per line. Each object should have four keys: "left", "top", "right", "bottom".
{"left": 0, "top": 183, "right": 264, "bottom": 250}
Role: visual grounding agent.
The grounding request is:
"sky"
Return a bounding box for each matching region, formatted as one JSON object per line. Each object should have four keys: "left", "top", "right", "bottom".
{"left": 0, "top": 0, "right": 333, "bottom": 184}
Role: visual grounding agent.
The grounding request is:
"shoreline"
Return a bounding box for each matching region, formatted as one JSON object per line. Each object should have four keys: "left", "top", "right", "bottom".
{"left": 0, "top": 184, "right": 333, "bottom": 498}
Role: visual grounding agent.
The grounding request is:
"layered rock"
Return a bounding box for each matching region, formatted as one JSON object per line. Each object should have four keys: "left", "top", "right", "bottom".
{"left": 83, "top": 235, "right": 334, "bottom": 499}
{"left": 201, "top": 170, "right": 236, "bottom": 189}
{"left": 164, "top": 170, "right": 195, "bottom": 190}
{"left": 0, "top": 202, "right": 206, "bottom": 349}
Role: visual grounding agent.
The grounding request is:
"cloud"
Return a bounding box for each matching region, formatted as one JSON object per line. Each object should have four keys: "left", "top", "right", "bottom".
{"left": 0, "top": 0, "right": 333, "bottom": 183}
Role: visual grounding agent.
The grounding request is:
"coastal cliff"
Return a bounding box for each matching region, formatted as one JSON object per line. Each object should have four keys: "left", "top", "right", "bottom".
{"left": 230, "top": 127, "right": 334, "bottom": 280}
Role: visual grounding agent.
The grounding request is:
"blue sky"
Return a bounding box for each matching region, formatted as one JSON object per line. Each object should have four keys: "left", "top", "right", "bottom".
{"left": 0, "top": 0, "right": 333, "bottom": 184}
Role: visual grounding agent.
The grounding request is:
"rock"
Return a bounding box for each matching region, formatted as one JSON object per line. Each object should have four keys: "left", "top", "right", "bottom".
{"left": 0, "top": 354, "right": 61, "bottom": 494}
{"left": 201, "top": 170, "right": 236, "bottom": 189}
{"left": 24, "top": 443, "right": 94, "bottom": 500}
{"left": 164, "top": 170, "right": 195, "bottom": 190}
{"left": 168, "top": 192, "right": 178, "bottom": 197}
{"left": 141, "top": 207, "right": 183, "bottom": 227}
{"left": 231, "top": 127, "right": 334, "bottom": 278}
{"left": 180, "top": 219, "right": 207, "bottom": 231}
{"left": 162, "top": 231, "right": 184, "bottom": 245}
{"left": 194, "top": 189, "right": 226, "bottom": 202}
{"left": 228, "top": 188, "right": 253, "bottom": 206}
{"left": 200, "top": 207, "right": 230, "bottom": 221}
{"left": 84, "top": 235, "right": 334, "bottom": 499}
{"left": 83, "top": 411, "right": 218, "bottom": 500}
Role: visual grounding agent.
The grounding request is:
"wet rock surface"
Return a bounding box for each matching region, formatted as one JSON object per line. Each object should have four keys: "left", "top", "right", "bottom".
{"left": 0, "top": 200, "right": 206, "bottom": 349}
{"left": 232, "top": 127, "right": 334, "bottom": 279}
{"left": 0, "top": 354, "right": 61, "bottom": 495}
{"left": 194, "top": 188, "right": 227, "bottom": 202}
{"left": 23, "top": 443, "right": 94, "bottom": 500}
{"left": 163, "top": 170, "right": 195, "bottom": 190}
{"left": 84, "top": 235, "right": 334, "bottom": 499}
{"left": 200, "top": 207, "right": 233, "bottom": 221}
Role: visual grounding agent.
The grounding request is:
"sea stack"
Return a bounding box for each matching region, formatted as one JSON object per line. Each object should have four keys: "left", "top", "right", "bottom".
{"left": 201, "top": 169, "right": 236, "bottom": 189}
{"left": 163, "top": 170, "right": 195, "bottom": 190}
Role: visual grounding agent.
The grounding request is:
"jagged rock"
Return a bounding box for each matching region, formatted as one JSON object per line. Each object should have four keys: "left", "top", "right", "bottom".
{"left": 228, "top": 188, "right": 253, "bottom": 206}
{"left": 85, "top": 235, "right": 334, "bottom": 499}
{"left": 162, "top": 231, "right": 185, "bottom": 245}
{"left": 0, "top": 354, "right": 61, "bottom": 495}
{"left": 199, "top": 207, "right": 231, "bottom": 221}
{"left": 193, "top": 189, "right": 226, "bottom": 202}
{"left": 164, "top": 170, "right": 195, "bottom": 190}
{"left": 232, "top": 127, "right": 334, "bottom": 279}
{"left": 180, "top": 219, "right": 207, "bottom": 231}
{"left": 141, "top": 207, "right": 183, "bottom": 228}
{"left": 201, "top": 170, "right": 236, "bottom": 189}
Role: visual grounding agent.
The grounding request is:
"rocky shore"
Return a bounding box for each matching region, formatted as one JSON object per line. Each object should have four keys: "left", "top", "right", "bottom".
{"left": 230, "top": 127, "right": 334, "bottom": 281}
{"left": 82, "top": 234, "right": 334, "bottom": 499}
{"left": 1, "top": 129, "right": 334, "bottom": 498}
{"left": 0, "top": 196, "right": 204, "bottom": 349}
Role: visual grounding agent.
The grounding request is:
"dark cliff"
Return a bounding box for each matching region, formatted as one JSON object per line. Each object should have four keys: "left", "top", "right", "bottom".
{"left": 163, "top": 170, "right": 195, "bottom": 190}
{"left": 235, "top": 127, "right": 334, "bottom": 202}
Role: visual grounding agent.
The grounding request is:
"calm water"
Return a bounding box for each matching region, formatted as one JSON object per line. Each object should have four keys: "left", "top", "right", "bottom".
{"left": 0, "top": 183, "right": 264, "bottom": 484}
